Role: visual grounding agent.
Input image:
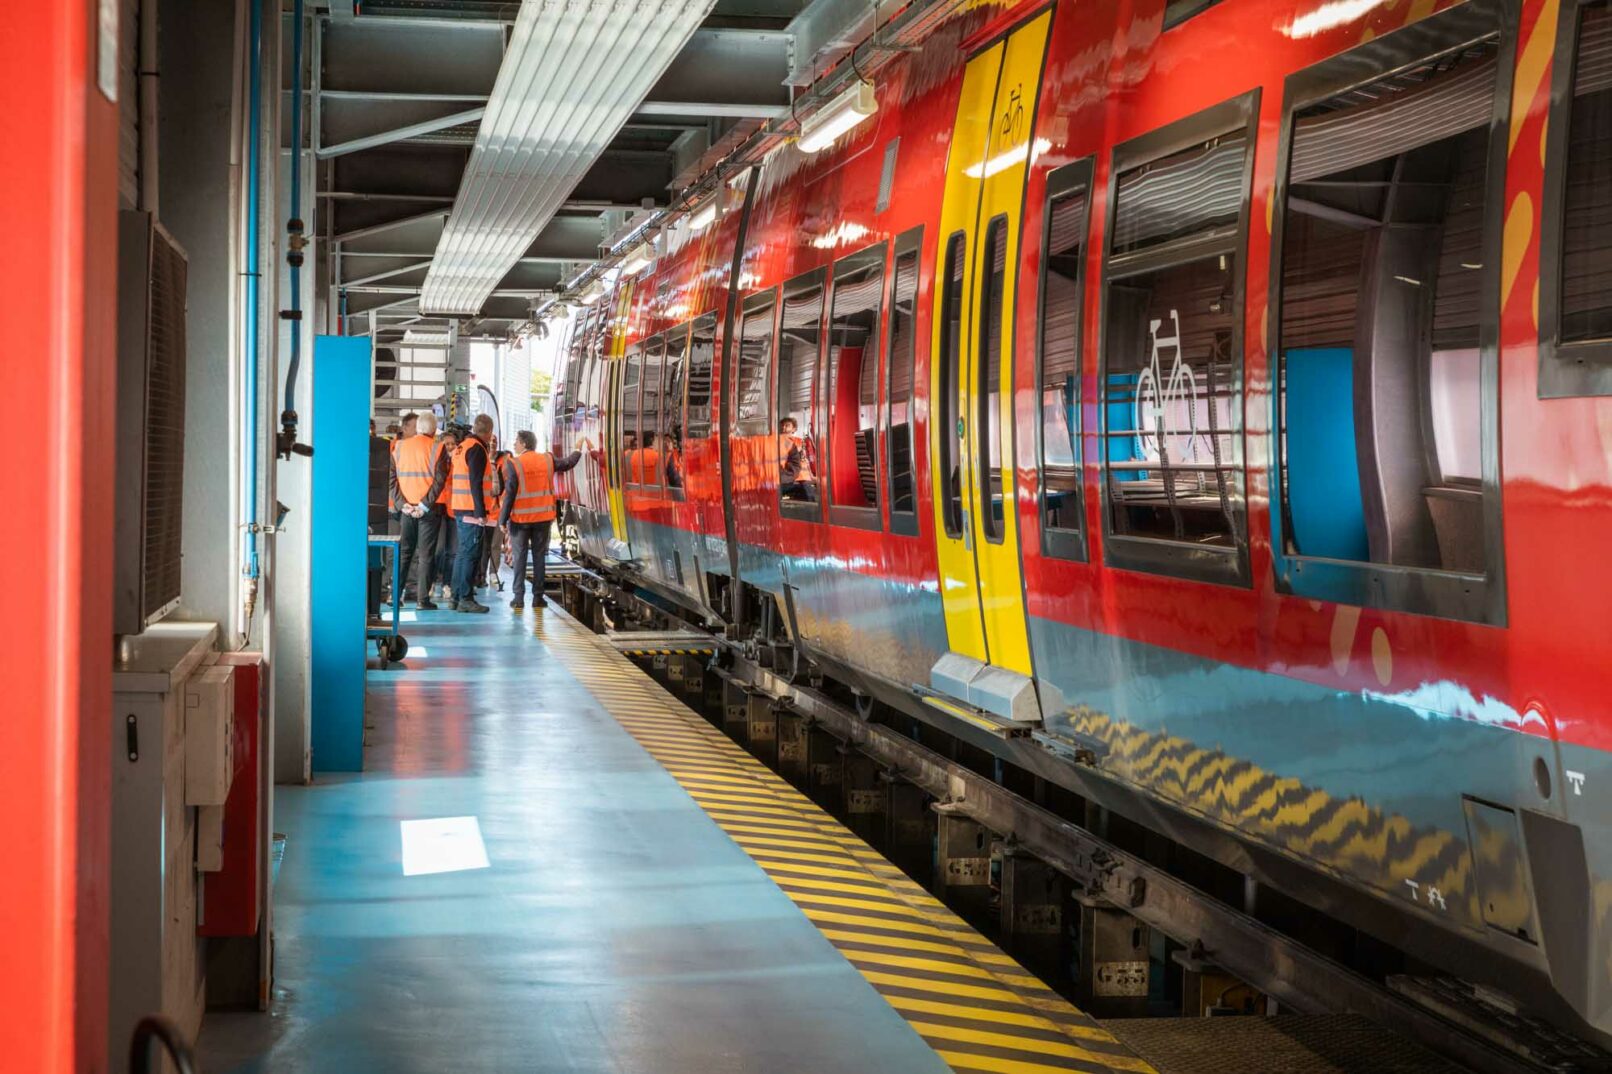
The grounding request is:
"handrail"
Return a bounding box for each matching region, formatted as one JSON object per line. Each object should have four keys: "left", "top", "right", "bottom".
{"left": 129, "top": 1014, "right": 198, "bottom": 1074}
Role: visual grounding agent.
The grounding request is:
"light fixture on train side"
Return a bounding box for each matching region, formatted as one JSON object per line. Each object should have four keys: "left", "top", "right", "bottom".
{"left": 688, "top": 197, "right": 718, "bottom": 233}
{"left": 619, "top": 243, "right": 653, "bottom": 276}
{"left": 796, "top": 80, "right": 877, "bottom": 154}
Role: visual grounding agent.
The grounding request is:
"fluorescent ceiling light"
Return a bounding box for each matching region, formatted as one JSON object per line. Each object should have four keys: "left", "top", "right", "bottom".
{"left": 620, "top": 243, "right": 653, "bottom": 276}
{"left": 966, "top": 138, "right": 1052, "bottom": 180}
{"left": 688, "top": 199, "right": 718, "bottom": 232}
{"left": 418, "top": 0, "right": 717, "bottom": 316}
{"left": 797, "top": 81, "right": 877, "bottom": 154}
{"left": 402, "top": 329, "right": 452, "bottom": 346}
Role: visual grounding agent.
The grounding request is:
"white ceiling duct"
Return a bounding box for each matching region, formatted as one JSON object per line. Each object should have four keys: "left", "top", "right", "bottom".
{"left": 419, "top": 0, "right": 717, "bottom": 316}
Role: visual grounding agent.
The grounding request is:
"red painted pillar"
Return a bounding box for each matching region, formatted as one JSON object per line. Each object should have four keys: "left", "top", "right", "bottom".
{"left": 0, "top": 1, "right": 117, "bottom": 1070}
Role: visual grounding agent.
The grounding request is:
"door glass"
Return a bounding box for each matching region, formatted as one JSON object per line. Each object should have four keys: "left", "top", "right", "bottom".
{"left": 1040, "top": 184, "right": 1087, "bottom": 542}
{"left": 663, "top": 328, "right": 688, "bottom": 493}
{"left": 938, "top": 233, "right": 966, "bottom": 537}
{"left": 978, "top": 216, "right": 1008, "bottom": 542}
{"left": 887, "top": 249, "right": 920, "bottom": 519}
{"left": 826, "top": 246, "right": 885, "bottom": 515}
{"left": 777, "top": 284, "right": 825, "bottom": 509}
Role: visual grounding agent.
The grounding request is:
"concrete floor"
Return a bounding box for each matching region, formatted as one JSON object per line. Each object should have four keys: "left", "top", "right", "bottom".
{"left": 198, "top": 588, "right": 949, "bottom": 1074}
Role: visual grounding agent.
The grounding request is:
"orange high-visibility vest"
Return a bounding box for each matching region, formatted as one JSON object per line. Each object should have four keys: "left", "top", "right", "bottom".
{"left": 628, "top": 446, "right": 660, "bottom": 485}
{"left": 394, "top": 433, "right": 436, "bottom": 504}
{"left": 433, "top": 440, "right": 452, "bottom": 507}
{"left": 450, "top": 437, "right": 494, "bottom": 515}
{"left": 510, "top": 451, "right": 557, "bottom": 524}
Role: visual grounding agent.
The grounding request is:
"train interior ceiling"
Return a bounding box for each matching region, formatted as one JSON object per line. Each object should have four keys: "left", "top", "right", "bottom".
{"left": 8, "top": 0, "right": 1612, "bottom": 1072}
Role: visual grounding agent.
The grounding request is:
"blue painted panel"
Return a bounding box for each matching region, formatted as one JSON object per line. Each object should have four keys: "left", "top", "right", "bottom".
{"left": 310, "top": 335, "right": 372, "bottom": 772}
{"left": 1284, "top": 347, "right": 1369, "bottom": 562}
{"left": 1104, "top": 372, "right": 1142, "bottom": 481}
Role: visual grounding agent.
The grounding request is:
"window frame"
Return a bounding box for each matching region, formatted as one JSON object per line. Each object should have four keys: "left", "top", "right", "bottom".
{"left": 624, "top": 335, "right": 662, "bottom": 492}
{"left": 775, "top": 267, "right": 829, "bottom": 523}
{"left": 1164, "top": 0, "right": 1224, "bottom": 30}
{"left": 1035, "top": 157, "right": 1096, "bottom": 563}
{"left": 1540, "top": 0, "right": 1612, "bottom": 398}
{"left": 977, "top": 213, "right": 1010, "bottom": 545}
{"left": 1097, "top": 90, "right": 1260, "bottom": 588}
{"left": 885, "top": 226, "right": 924, "bottom": 537}
{"left": 733, "top": 288, "right": 778, "bottom": 438}
{"left": 825, "top": 240, "right": 889, "bottom": 531}
{"left": 1266, "top": 0, "right": 1512, "bottom": 626}
{"left": 662, "top": 322, "right": 692, "bottom": 501}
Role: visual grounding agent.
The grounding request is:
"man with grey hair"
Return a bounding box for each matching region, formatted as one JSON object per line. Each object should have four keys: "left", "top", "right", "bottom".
{"left": 391, "top": 410, "right": 446, "bottom": 606}
{"left": 448, "top": 413, "right": 498, "bottom": 613}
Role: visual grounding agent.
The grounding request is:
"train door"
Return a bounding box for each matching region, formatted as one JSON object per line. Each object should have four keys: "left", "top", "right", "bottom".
{"left": 603, "top": 285, "right": 634, "bottom": 552}
{"left": 927, "top": 10, "right": 1051, "bottom": 726}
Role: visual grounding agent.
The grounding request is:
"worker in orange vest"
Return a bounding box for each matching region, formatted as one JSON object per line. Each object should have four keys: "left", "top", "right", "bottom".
{"left": 627, "top": 430, "right": 661, "bottom": 486}
{"left": 429, "top": 425, "right": 459, "bottom": 603}
{"left": 500, "top": 429, "right": 582, "bottom": 611}
{"left": 389, "top": 411, "right": 450, "bottom": 608}
{"left": 448, "top": 414, "right": 498, "bottom": 613}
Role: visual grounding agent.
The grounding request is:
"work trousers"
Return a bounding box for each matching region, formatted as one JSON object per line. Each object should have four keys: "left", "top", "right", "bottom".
{"left": 507, "top": 520, "right": 553, "bottom": 604}
{"left": 398, "top": 509, "right": 428, "bottom": 599}
{"left": 413, "top": 506, "right": 447, "bottom": 599}
{"left": 451, "top": 517, "right": 486, "bottom": 603}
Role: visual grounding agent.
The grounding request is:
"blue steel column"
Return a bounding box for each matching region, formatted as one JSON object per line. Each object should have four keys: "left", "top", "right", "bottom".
{"left": 309, "top": 335, "right": 373, "bottom": 772}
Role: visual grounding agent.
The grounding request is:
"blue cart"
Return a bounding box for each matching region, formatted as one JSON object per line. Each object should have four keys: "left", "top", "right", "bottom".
{"left": 367, "top": 534, "right": 408, "bottom": 668}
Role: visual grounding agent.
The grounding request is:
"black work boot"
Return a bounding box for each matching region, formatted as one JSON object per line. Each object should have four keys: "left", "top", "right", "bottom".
{"left": 455, "top": 597, "right": 490, "bottom": 614}
{"left": 510, "top": 597, "right": 524, "bottom": 611}
{"left": 416, "top": 597, "right": 438, "bottom": 611}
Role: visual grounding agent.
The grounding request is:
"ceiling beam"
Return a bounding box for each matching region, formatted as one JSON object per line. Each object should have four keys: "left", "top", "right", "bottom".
{"left": 321, "top": 90, "right": 491, "bottom": 103}
{"left": 334, "top": 207, "right": 449, "bottom": 243}
{"left": 317, "top": 107, "right": 485, "bottom": 159}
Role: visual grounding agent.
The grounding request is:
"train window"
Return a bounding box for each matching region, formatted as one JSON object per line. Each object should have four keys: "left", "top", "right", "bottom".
{"left": 734, "top": 291, "right": 775, "bottom": 437}
{"left": 938, "top": 232, "right": 967, "bottom": 538}
{"left": 886, "top": 228, "right": 922, "bottom": 537}
{"left": 1273, "top": 2, "right": 1506, "bottom": 624}
{"left": 1541, "top": 0, "right": 1612, "bottom": 397}
{"left": 632, "top": 336, "right": 666, "bottom": 490}
{"left": 685, "top": 313, "right": 717, "bottom": 441}
{"left": 1100, "top": 93, "right": 1256, "bottom": 586}
{"left": 1037, "top": 161, "right": 1092, "bottom": 560}
{"left": 620, "top": 346, "right": 643, "bottom": 489}
{"left": 978, "top": 215, "right": 1009, "bottom": 543}
{"left": 1163, "top": 0, "right": 1223, "bottom": 30}
{"left": 777, "top": 275, "right": 826, "bottom": 518}
{"left": 663, "top": 325, "right": 689, "bottom": 496}
{"left": 826, "top": 243, "right": 886, "bottom": 529}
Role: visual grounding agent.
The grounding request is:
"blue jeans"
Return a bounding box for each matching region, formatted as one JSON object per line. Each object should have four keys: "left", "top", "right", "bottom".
{"left": 451, "top": 518, "right": 486, "bottom": 603}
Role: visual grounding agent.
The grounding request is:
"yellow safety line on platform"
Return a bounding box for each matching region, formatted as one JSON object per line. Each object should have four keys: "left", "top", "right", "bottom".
{"left": 532, "top": 607, "right": 1156, "bottom": 1074}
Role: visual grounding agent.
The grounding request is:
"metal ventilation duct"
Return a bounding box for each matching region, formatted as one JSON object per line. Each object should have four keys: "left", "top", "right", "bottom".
{"left": 420, "top": 0, "right": 716, "bottom": 316}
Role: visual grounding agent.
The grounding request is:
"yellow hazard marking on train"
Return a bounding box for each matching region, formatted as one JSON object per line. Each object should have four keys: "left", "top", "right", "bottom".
{"left": 530, "top": 607, "right": 1154, "bottom": 1074}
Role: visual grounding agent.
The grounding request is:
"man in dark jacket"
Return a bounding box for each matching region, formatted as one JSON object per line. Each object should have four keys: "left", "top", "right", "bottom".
{"left": 448, "top": 414, "right": 498, "bottom": 613}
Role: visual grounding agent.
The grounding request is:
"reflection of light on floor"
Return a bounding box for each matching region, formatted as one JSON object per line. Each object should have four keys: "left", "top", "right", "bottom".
{"left": 398, "top": 611, "right": 418, "bottom": 623}
{"left": 404, "top": 646, "right": 429, "bottom": 658}
{"left": 401, "top": 816, "right": 490, "bottom": 876}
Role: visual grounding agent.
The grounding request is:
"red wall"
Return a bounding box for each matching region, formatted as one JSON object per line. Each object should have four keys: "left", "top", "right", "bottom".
{"left": 0, "top": 0, "right": 116, "bottom": 1068}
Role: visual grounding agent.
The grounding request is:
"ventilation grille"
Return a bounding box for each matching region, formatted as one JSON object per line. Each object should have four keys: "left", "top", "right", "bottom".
{"left": 143, "top": 227, "right": 188, "bottom": 619}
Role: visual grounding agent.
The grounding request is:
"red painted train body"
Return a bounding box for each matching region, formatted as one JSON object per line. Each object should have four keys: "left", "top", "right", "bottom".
{"left": 552, "top": 0, "right": 1612, "bottom": 1046}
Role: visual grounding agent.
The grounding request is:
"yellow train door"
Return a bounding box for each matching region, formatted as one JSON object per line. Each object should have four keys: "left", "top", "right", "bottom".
{"left": 927, "top": 10, "right": 1050, "bottom": 728}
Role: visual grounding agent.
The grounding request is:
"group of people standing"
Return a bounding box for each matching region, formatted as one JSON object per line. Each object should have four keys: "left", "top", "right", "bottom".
{"left": 388, "top": 410, "right": 581, "bottom": 613}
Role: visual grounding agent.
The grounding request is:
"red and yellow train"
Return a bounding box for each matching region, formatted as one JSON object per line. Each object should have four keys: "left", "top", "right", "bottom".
{"left": 551, "top": 0, "right": 1612, "bottom": 1046}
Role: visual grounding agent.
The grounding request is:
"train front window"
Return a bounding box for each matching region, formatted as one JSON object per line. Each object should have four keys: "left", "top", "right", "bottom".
{"left": 886, "top": 237, "right": 921, "bottom": 534}
{"left": 1038, "top": 166, "right": 1090, "bottom": 558}
{"left": 1101, "top": 110, "right": 1252, "bottom": 579}
{"left": 777, "top": 280, "right": 825, "bottom": 517}
{"left": 826, "top": 244, "right": 886, "bottom": 525}
{"left": 1277, "top": 39, "right": 1499, "bottom": 578}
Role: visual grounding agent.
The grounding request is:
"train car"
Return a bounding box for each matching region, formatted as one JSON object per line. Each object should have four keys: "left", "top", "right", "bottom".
{"left": 553, "top": 0, "right": 1612, "bottom": 1047}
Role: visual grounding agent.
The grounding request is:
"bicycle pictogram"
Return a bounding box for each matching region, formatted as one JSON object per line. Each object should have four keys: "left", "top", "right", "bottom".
{"left": 1134, "top": 308, "right": 1201, "bottom": 466}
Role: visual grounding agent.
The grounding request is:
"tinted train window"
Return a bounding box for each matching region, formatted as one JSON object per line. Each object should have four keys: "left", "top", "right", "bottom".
{"left": 1542, "top": 1, "right": 1612, "bottom": 397}
{"left": 620, "top": 348, "right": 643, "bottom": 487}
{"left": 734, "top": 292, "right": 775, "bottom": 437}
{"left": 685, "top": 313, "right": 717, "bottom": 441}
{"left": 886, "top": 234, "right": 921, "bottom": 535}
{"left": 632, "top": 337, "right": 665, "bottom": 489}
{"left": 1277, "top": 39, "right": 1498, "bottom": 577}
{"left": 938, "top": 233, "right": 967, "bottom": 538}
{"left": 978, "top": 216, "right": 1009, "bottom": 543}
{"left": 1101, "top": 98, "right": 1254, "bottom": 584}
{"left": 663, "top": 327, "right": 689, "bottom": 494}
{"left": 777, "top": 279, "right": 825, "bottom": 517}
{"left": 826, "top": 244, "right": 885, "bottom": 526}
{"left": 1038, "top": 163, "right": 1091, "bottom": 558}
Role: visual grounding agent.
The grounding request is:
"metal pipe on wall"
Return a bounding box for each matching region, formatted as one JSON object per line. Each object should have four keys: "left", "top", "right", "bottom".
{"left": 280, "top": 0, "right": 307, "bottom": 457}
{"left": 240, "top": 0, "right": 264, "bottom": 637}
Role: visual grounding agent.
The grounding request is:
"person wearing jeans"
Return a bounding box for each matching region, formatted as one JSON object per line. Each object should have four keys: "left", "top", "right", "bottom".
{"left": 448, "top": 414, "right": 497, "bottom": 613}
{"left": 499, "top": 429, "right": 582, "bottom": 610}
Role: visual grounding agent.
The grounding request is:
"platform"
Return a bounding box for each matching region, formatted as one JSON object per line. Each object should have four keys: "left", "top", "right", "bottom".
{"left": 197, "top": 588, "right": 1151, "bottom": 1074}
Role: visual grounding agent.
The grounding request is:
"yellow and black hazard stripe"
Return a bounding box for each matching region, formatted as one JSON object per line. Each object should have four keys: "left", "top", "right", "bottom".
{"left": 533, "top": 609, "right": 1155, "bottom": 1074}
{"left": 619, "top": 646, "right": 717, "bottom": 657}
